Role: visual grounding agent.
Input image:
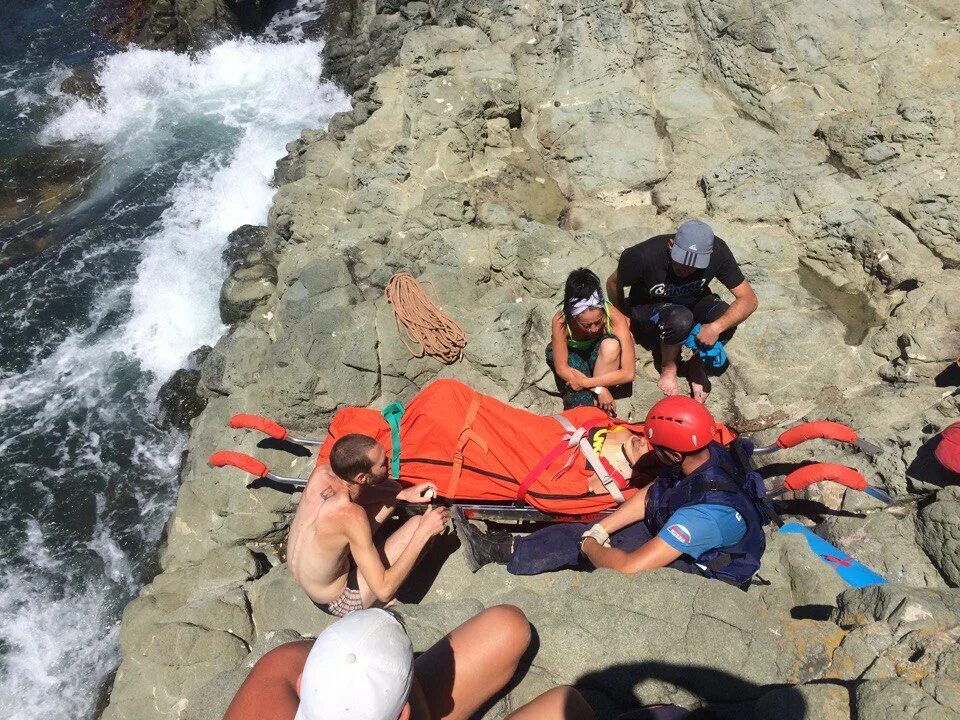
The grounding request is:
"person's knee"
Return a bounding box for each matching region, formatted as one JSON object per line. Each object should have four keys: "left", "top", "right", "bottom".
{"left": 481, "top": 604, "right": 531, "bottom": 659}
{"left": 401, "top": 514, "right": 423, "bottom": 534}
{"left": 598, "top": 337, "right": 621, "bottom": 362}
{"left": 659, "top": 305, "right": 694, "bottom": 345}
{"left": 703, "top": 299, "right": 729, "bottom": 324}
{"left": 553, "top": 686, "right": 593, "bottom": 717}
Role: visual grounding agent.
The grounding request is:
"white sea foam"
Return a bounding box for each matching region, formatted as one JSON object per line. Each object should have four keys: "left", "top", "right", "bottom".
{"left": 0, "top": 521, "right": 125, "bottom": 720}
{"left": 41, "top": 37, "right": 348, "bottom": 380}
{"left": 9, "top": 35, "right": 349, "bottom": 400}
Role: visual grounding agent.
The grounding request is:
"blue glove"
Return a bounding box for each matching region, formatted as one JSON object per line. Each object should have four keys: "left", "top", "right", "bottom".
{"left": 684, "top": 323, "right": 727, "bottom": 369}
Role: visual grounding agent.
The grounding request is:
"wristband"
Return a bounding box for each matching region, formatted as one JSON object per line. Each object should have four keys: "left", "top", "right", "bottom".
{"left": 591, "top": 386, "right": 604, "bottom": 396}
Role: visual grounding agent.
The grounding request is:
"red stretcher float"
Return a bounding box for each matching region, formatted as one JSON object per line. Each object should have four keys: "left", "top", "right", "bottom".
{"left": 209, "top": 379, "right": 889, "bottom": 524}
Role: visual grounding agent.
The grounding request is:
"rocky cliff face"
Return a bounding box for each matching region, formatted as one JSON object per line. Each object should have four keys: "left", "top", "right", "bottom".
{"left": 110, "top": 0, "right": 280, "bottom": 49}
{"left": 102, "top": 1, "right": 960, "bottom": 719}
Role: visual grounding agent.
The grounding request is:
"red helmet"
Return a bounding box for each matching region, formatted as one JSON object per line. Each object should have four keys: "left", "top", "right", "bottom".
{"left": 644, "top": 396, "right": 717, "bottom": 453}
{"left": 935, "top": 422, "right": 960, "bottom": 474}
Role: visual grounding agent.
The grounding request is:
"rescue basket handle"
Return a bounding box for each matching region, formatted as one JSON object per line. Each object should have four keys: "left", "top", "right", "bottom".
{"left": 782, "top": 463, "right": 867, "bottom": 492}
{"left": 208, "top": 451, "right": 307, "bottom": 488}
{"left": 776, "top": 421, "right": 858, "bottom": 449}
{"left": 229, "top": 415, "right": 288, "bottom": 441}
{"left": 227, "top": 414, "right": 323, "bottom": 446}
{"left": 209, "top": 451, "right": 269, "bottom": 478}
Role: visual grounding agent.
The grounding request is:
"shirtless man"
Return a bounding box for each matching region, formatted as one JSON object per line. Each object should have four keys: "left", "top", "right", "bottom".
{"left": 286, "top": 433, "right": 448, "bottom": 617}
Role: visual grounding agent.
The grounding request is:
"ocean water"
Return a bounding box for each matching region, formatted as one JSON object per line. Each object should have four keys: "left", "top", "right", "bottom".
{"left": 0, "top": 3, "right": 349, "bottom": 718}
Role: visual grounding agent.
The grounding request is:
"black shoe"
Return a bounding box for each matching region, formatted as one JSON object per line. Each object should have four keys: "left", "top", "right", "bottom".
{"left": 452, "top": 508, "right": 513, "bottom": 572}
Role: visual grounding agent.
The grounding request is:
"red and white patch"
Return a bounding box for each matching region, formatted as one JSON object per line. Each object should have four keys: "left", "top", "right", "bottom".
{"left": 667, "top": 523, "right": 691, "bottom": 545}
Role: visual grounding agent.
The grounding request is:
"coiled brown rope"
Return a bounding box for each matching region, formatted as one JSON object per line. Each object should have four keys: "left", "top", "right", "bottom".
{"left": 385, "top": 272, "right": 466, "bottom": 365}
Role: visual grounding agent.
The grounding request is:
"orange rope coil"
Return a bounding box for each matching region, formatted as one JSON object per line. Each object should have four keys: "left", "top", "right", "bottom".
{"left": 385, "top": 272, "right": 466, "bottom": 365}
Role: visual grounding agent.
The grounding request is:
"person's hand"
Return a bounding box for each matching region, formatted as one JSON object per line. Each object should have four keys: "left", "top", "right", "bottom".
{"left": 397, "top": 483, "right": 437, "bottom": 504}
{"left": 566, "top": 368, "right": 590, "bottom": 391}
{"left": 696, "top": 322, "right": 721, "bottom": 347}
{"left": 415, "top": 505, "right": 450, "bottom": 540}
{"left": 596, "top": 387, "right": 616, "bottom": 415}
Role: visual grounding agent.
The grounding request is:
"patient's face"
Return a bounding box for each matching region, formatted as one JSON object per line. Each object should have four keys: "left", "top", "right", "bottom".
{"left": 622, "top": 434, "right": 649, "bottom": 468}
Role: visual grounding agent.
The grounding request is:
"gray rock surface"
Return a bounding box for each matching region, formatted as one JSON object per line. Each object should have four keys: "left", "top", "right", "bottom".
{"left": 101, "top": 1, "right": 960, "bottom": 719}
{"left": 157, "top": 346, "right": 212, "bottom": 430}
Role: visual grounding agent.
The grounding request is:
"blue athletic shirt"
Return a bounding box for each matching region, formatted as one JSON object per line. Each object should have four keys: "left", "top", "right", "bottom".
{"left": 657, "top": 503, "right": 747, "bottom": 558}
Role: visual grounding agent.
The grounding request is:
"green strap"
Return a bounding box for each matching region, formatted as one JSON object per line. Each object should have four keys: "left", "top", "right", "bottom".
{"left": 381, "top": 402, "right": 405, "bottom": 479}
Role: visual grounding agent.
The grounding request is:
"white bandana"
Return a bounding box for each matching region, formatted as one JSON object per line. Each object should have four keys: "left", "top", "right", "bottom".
{"left": 571, "top": 292, "right": 603, "bottom": 317}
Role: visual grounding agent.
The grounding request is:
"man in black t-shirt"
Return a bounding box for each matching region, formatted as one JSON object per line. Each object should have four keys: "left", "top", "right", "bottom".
{"left": 606, "top": 220, "right": 758, "bottom": 403}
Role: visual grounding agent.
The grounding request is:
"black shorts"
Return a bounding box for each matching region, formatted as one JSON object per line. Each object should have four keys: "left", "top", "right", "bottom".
{"left": 630, "top": 294, "right": 736, "bottom": 348}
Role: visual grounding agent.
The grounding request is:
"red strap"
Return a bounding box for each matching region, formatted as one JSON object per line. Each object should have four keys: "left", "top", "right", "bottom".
{"left": 783, "top": 463, "right": 867, "bottom": 493}
{"left": 229, "top": 414, "right": 289, "bottom": 441}
{"left": 517, "top": 440, "right": 574, "bottom": 501}
{"left": 209, "top": 451, "right": 269, "bottom": 478}
{"left": 599, "top": 457, "right": 628, "bottom": 490}
{"left": 515, "top": 417, "right": 616, "bottom": 501}
{"left": 579, "top": 416, "right": 612, "bottom": 432}
{"left": 777, "top": 421, "right": 857, "bottom": 449}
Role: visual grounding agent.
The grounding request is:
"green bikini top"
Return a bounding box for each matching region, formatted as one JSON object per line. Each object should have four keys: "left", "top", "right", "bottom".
{"left": 565, "top": 300, "right": 612, "bottom": 350}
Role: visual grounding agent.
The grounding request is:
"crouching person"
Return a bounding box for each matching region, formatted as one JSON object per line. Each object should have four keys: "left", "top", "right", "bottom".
{"left": 286, "top": 433, "right": 448, "bottom": 617}
{"left": 607, "top": 220, "right": 758, "bottom": 403}
{"left": 456, "top": 397, "right": 767, "bottom": 589}
{"left": 547, "top": 268, "right": 636, "bottom": 414}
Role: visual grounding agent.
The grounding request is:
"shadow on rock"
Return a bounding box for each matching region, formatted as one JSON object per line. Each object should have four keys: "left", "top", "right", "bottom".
{"left": 395, "top": 532, "right": 461, "bottom": 605}
{"left": 773, "top": 498, "right": 864, "bottom": 523}
{"left": 575, "top": 662, "right": 808, "bottom": 720}
{"left": 907, "top": 430, "right": 957, "bottom": 491}
{"left": 934, "top": 361, "right": 960, "bottom": 388}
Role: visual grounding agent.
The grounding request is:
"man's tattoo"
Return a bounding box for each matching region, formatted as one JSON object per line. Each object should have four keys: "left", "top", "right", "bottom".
{"left": 319, "top": 485, "right": 335, "bottom": 506}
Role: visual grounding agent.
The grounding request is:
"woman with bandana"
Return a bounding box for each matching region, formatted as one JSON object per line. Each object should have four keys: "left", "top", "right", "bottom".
{"left": 547, "top": 268, "right": 636, "bottom": 413}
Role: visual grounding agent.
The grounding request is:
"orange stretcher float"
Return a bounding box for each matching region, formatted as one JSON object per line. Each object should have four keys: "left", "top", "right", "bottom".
{"left": 209, "top": 379, "right": 890, "bottom": 523}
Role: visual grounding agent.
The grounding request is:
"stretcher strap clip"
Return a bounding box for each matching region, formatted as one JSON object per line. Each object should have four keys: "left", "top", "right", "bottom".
{"left": 449, "top": 397, "right": 486, "bottom": 499}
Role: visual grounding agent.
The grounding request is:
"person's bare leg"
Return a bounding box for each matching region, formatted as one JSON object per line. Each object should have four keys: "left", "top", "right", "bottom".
{"left": 658, "top": 343, "right": 681, "bottom": 396}
{"left": 592, "top": 337, "right": 621, "bottom": 379}
{"left": 356, "top": 513, "right": 423, "bottom": 607}
{"left": 505, "top": 686, "right": 597, "bottom": 720}
{"left": 686, "top": 355, "right": 711, "bottom": 404}
{"left": 413, "top": 604, "right": 531, "bottom": 720}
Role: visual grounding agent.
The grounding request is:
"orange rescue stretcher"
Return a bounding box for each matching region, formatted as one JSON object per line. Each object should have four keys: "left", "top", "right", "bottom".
{"left": 209, "top": 379, "right": 889, "bottom": 524}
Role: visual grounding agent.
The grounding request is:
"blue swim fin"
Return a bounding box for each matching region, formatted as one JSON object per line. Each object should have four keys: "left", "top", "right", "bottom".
{"left": 779, "top": 522, "right": 886, "bottom": 588}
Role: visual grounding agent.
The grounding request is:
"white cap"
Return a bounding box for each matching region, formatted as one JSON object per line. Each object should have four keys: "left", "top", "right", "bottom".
{"left": 295, "top": 609, "right": 414, "bottom": 720}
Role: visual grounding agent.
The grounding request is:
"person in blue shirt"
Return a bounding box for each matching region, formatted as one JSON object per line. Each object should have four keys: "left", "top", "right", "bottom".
{"left": 454, "top": 396, "right": 767, "bottom": 589}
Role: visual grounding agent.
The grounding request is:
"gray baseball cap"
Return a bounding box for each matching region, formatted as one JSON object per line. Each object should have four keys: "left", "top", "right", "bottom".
{"left": 670, "top": 220, "right": 715, "bottom": 269}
